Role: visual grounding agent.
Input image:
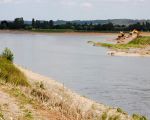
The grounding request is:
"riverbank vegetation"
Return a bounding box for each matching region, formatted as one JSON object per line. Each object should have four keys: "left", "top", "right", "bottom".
{"left": 94, "top": 36, "right": 150, "bottom": 50}
{"left": 1, "top": 18, "right": 150, "bottom": 32}
{"left": 0, "top": 48, "right": 29, "bottom": 86}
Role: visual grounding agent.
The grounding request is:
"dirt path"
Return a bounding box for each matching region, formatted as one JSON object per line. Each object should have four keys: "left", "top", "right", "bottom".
{"left": 0, "top": 88, "right": 21, "bottom": 120}
{"left": 0, "top": 84, "right": 69, "bottom": 120}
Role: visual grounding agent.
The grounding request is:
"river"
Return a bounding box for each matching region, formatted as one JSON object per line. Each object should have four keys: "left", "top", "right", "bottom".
{"left": 0, "top": 32, "right": 149, "bottom": 118}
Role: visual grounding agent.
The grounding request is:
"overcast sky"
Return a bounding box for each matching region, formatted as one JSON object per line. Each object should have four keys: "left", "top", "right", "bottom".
{"left": 0, "top": 0, "right": 149, "bottom": 20}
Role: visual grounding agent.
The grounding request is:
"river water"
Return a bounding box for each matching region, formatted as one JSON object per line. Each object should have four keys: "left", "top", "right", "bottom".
{"left": 0, "top": 32, "right": 149, "bottom": 118}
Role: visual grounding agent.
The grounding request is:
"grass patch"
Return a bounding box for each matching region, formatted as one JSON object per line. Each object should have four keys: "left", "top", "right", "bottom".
{"left": 95, "top": 36, "right": 150, "bottom": 50}
{"left": 0, "top": 105, "right": 4, "bottom": 120}
{"left": 95, "top": 42, "right": 143, "bottom": 49}
{"left": 0, "top": 112, "right": 4, "bottom": 120}
{"left": 108, "top": 115, "right": 120, "bottom": 120}
{"left": 132, "top": 114, "right": 147, "bottom": 120}
{"left": 24, "top": 109, "right": 33, "bottom": 120}
{"left": 0, "top": 57, "right": 29, "bottom": 86}
{"left": 7, "top": 87, "right": 33, "bottom": 105}
{"left": 129, "top": 36, "right": 150, "bottom": 45}
{"left": 101, "top": 112, "right": 107, "bottom": 120}
{"left": 31, "top": 29, "right": 74, "bottom": 33}
{"left": 117, "top": 108, "right": 127, "bottom": 115}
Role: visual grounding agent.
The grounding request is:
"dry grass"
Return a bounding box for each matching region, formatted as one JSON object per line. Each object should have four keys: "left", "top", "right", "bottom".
{"left": 0, "top": 57, "right": 29, "bottom": 86}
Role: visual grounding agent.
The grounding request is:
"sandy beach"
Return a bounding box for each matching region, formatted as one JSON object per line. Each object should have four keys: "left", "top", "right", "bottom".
{"left": 107, "top": 51, "right": 150, "bottom": 57}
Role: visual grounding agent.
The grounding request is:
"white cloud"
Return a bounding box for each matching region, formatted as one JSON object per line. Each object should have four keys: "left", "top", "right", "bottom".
{"left": 81, "top": 2, "right": 93, "bottom": 8}
{"left": 60, "top": 0, "right": 76, "bottom": 6}
{"left": 0, "top": 0, "right": 147, "bottom": 4}
{"left": 0, "top": 0, "right": 47, "bottom": 4}
{"left": 0, "top": 0, "right": 14, "bottom": 3}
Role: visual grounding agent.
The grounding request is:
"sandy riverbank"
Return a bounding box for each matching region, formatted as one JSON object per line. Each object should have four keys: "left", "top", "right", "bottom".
{"left": 1, "top": 30, "right": 150, "bottom": 36}
{"left": 106, "top": 32, "right": 150, "bottom": 57}
{"left": 0, "top": 29, "right": 118, "bottom": 36}
{"left": 15, "top": 64, "right": 133, "bottom": 120}
{"left": 107, "top": 50, "right": 150, "bottom": 57}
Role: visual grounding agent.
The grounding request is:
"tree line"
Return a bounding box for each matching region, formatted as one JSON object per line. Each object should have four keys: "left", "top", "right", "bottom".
{"left": 0, "top": 17, "right": 150, "bottom": 31}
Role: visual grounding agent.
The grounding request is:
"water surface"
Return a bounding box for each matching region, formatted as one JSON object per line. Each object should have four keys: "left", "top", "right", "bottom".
{"left": 0, "top": 32, "right": 149, "bottom": 118}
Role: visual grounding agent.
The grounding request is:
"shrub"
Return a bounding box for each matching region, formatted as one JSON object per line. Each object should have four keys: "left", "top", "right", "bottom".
{"left": 1, "top": 48, "right": 14, "bottom": 62}
{"left": 117, "top": 108, "right": 125, "bottom": 113}
{"left": 132, "top": 114, "right": 147, "bottom": 120}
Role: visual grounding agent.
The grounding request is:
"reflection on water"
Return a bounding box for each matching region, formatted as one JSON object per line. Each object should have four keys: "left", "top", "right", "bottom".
{"left": 0, "top": 32, "right": 149, "bottom": 118}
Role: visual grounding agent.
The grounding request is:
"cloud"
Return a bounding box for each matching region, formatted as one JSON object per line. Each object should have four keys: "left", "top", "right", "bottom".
{"left": 0, "top": 0, "right": 147, "bottom": 4}
{"left": 60, "top": 0, "right": 76, "bottom": 6}
{"left": 0, "top": 0, "right": 47, "bottom": 4}
{"left": 97, "top": 0, "right": 146, "bottom": 2}
{"left": 0, "top": 0, "right": 14, "bottom": 3}
{"left": 81, "top": 2, "right": 93, "bottom": 8}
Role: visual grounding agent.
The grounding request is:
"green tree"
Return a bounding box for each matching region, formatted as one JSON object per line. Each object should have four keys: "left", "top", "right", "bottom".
{"left": 14, "top": 17, "right": 24, "bottom": 29}
{"left": 32, "top": 18, "right": 35, "bottom": 28}
{"left": 49, "top": 20, "right": 54, "bottom": 28}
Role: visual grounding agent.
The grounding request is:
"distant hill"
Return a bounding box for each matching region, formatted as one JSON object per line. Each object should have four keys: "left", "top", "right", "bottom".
{"left": 54, "top": 19, "right": 150, "bottom": 25}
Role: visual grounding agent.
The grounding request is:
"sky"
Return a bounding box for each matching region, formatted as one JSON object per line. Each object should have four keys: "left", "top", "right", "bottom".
{"left": 0, "top": 0, "right": 149, "bottom": 20}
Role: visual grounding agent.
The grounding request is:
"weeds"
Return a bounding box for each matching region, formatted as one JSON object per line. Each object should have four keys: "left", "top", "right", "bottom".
{"left": 35, "top": 81, "right": 45, "bottom": 90}
{"left": 8, "top": 88, "right": 33, "bottom": 105}
{"left": 0, "top": 106, "right": 4, "bottom": 120}
{"left": 0, "top": 112, "right": 4, "bottom": 120}
{"left": 108, "top": 115, "right": 120, "bottom": 120}
{"left": 31, "top": 88, "right": 49, "bottom": 102}
{"left": 132, "top": 114, "right": 147, "bottom": 120}
{"left": 117, "top": 108, "right": 127, "bottom": 115}
{"left": 0, "top": 57, "right": 29, "bottom": 86}
{"left": 24, "top": 109, "right": 33, "bottom": 120}
{"left": 101, "top": 112, "right": 107, "bottom": 120}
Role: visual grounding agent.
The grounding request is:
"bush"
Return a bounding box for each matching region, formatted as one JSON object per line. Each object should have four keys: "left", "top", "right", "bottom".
{"left": 1, "top": 48, "right": 14, "bottom": 62}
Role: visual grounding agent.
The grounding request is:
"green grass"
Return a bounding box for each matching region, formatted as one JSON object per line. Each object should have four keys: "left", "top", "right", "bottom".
{"left": 95, "top": 36, "right": 150, "bottom": 50}
{"left": 117, "top": 108, "right": 126, "bottom": 114}
{"left": 95, "top": 42, "right": 142, "bottom": 49}
{"left": 24, "top": 109, "right": 33, "bottom": 120}
{"left": 132, "top": 114, "right": 147, "bottom": 120}
{"left": 8, "top": 88, "right": 33, "bottom": 105}
{"left": 0, "top": 105, "right": 4, "bottom": 120}
{"left": 129, "top": 36, "right": 150, "bottom": 45}
{"left": 101, "top": 112, "right": 107, "bottom": 120}
{"left": 0, "top": 112, "right": 4, "bottom": 120}
{"left": 31, "top": 29, "right": 75, "bottom": 33}
{"left": 0, "top": 57, "right": 29, "bottom": 86}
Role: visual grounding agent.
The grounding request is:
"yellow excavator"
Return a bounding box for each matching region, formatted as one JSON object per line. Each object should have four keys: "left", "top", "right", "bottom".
{"left": 131, "top": 29, "right": 140, "bottom": 37}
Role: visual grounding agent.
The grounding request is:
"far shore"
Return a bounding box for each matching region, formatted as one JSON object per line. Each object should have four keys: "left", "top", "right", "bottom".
{"left": 0, "top": 29, "right": 120, "bottom": 36}
{"left": 0, "top": 29, "right": 150, "bottom": 37}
